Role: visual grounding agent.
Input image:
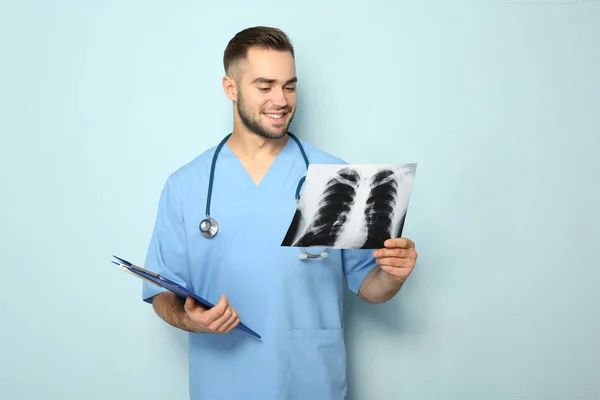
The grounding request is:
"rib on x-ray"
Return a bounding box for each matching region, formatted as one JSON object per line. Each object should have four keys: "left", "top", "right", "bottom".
{"left": 281, "top": 163, "right": 417, "bottom": 250}
{"left": 362, "top": 169, "right": 399, "bottom": 249}
{"left": 289, "top": 167, "right": 361, "bottom": 247}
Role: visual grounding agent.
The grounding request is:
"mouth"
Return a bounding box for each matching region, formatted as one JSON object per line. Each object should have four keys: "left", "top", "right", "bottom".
{"left": 263, "top": 112, "right": 287, "bottom": 123}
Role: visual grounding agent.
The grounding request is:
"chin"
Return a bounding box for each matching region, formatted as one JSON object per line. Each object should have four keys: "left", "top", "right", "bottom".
{"left": 265, "top": 130, "right": 288, "bottom": 140}
{"left": 262, "top": 123, "right": 291, "bottom": 139}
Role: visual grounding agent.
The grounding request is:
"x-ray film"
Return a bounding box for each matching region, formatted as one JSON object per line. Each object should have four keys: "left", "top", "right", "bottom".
{"left": 281, "top": 163, "right": 417, "bottom": 249}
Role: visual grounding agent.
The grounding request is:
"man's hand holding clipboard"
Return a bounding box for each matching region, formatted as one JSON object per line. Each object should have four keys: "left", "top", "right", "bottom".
{"left": 112, "top": 255, "right": 261, "bottom": 339}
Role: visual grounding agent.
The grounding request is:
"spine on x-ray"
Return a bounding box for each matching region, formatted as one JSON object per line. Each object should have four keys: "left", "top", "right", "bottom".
{"left": 293, "top": 167, "right": 361, "bottom": 247}
{"left": 362, "top": 168, "right": 398, "bottom": 248}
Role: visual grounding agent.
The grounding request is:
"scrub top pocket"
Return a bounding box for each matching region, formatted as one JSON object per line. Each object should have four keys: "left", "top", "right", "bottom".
{"left": 287, "top": 327, "right": 347, "bottom": 400}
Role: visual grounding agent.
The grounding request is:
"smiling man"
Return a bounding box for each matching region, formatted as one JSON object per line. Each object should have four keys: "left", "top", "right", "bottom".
{"left": 232, "top": 71, "right": 297, "bottom": 139}
{"left": 141, "top": 26, "right": 418, "bottom": 400}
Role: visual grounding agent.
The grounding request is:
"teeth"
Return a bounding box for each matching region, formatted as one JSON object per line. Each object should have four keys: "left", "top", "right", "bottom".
{"left": 266, "top": 113, "right": 283, "bottom": 119}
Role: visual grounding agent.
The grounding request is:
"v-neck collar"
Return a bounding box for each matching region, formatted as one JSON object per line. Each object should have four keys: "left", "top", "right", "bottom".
{"left": 222, "top": 135, "right": 294, "bottom": 189}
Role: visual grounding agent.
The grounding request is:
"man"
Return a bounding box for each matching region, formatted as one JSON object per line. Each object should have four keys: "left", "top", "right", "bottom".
{"left": 142, "top": 26, "right": 418, "bottom": 400}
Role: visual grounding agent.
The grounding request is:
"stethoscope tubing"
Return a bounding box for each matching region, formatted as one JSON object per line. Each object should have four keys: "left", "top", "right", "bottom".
{"left": 199, "top": 132, "right": 327, "bottom": 260}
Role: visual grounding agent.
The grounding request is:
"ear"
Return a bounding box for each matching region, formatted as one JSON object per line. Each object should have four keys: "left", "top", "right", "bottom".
{"left": 222, "top": 75, "right": 237, "bottom": 102}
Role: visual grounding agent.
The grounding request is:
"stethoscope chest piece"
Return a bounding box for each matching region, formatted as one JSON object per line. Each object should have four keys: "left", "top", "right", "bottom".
{"left": 199, "top": 217, "right": 219, "bottom": 238}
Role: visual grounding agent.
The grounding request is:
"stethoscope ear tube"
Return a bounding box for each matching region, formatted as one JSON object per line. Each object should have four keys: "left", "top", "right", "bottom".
{"left": 298, "top": 247, "right": 329, "bottom": 259}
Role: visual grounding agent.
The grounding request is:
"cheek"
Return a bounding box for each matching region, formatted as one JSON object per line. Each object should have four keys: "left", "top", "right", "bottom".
{"left": 282, "top": 98, "right": 297, "bottom": 111}
{"left": 246, "top": 100, "right": 264, "bottom": 114}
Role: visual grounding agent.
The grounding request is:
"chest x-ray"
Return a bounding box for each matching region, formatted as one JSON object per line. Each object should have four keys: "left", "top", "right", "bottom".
{"left": 281, "top": 163, "right": 417, "bottom": 249}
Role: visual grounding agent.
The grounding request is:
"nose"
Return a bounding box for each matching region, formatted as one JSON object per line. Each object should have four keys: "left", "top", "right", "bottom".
{"left": 270, "top": 87, "right": 288, "bottom": 108}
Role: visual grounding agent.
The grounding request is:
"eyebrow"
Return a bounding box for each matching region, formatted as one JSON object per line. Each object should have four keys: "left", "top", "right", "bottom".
{"left": 251, "top": 77, "right": 297, "bottom": 85}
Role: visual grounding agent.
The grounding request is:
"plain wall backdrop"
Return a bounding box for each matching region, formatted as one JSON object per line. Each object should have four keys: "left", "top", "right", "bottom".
{"left": 1, "top": 0, "right": 599, "bottom": 399}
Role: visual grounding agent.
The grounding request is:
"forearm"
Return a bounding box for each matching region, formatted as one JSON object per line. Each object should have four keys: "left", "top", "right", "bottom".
{"left": 151, "top": 292, "right": 207, "bottom": 333}
{"left": 358, "top": 266, "right": 404, "bottom": 304}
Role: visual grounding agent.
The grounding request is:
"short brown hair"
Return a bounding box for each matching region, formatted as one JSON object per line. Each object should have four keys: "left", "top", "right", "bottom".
{"left": 223, "top": 26, "right": 295, "bottom": 75}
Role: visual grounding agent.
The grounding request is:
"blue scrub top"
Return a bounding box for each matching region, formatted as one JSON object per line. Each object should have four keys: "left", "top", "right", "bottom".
{"left": 142, "top": 136, "right": 377, "bottom": 400}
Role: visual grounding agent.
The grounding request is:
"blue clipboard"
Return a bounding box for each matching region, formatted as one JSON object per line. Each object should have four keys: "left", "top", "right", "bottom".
{"left": 112, "top": 255, "right": 261, "bottom": 339}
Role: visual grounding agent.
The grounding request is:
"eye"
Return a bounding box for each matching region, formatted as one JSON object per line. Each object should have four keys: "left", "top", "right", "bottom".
{"left": 285, "top": 86, "right": 296, "bottom": 92}
{"left": 258, "top": 87, "right": 270, "bottom": 92}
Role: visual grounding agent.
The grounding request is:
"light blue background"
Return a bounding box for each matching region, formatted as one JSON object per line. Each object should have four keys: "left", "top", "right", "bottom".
{"left": 1, "top": 1, "right": 599, "bottom": 399}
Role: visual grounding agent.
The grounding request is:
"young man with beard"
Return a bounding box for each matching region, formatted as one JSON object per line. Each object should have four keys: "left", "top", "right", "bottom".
{"left": 142, "top": 26, "right": 418, "bottom": 400}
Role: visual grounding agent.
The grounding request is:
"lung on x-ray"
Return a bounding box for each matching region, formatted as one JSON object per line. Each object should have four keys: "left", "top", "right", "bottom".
{"left": 281, "top": 163, "right": 417, "bottom": 249}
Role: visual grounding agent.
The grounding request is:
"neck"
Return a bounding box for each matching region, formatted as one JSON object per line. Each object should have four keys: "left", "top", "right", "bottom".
{"left": 227, "top": 128, "right": 289, "bottom": 162}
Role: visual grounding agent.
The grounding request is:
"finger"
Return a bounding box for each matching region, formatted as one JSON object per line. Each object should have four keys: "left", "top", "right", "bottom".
{"left": 219, "top": 309, "right": 240, "bottom": 333}
{"left": 384, "top": 237, "right": 415, "bottom": 249}
{"left": 379, "top": 264, "right": 411, "bottom": 280}
{"left": 376, "top": 257, "right": 415, "bottom": 268}
{"left": 374, "top": 248, "right": 417, "bottom": 259}
{"left": 195, "top": 294, "right": 229, "bottom": 327}
{"left": 205, "top": 294, "right": 228, "bottom": 317}
{"left": 208, "top": 304, "right": 235, "bottom": 332}
{"left": 184, "top": 296, "right": 206, "bottom": 313}
{"left": 184, "top": 296, "right": 194, "bottom": 312}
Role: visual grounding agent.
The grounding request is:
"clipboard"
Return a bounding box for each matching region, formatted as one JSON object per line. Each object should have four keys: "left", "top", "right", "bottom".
{"left": 112, "top": 255, "right": 261, "bottom": 339}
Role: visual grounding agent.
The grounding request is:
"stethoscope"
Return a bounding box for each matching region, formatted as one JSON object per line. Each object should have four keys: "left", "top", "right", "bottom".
{"left": 199, "top": 132, "right": 328, "bottom": 260}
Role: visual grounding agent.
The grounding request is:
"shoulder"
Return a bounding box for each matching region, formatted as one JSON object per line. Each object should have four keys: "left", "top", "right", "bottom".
{"left": 160, "top": 142, "right": 220, "bottom": 194}
{"left": 292, "top": 135, "right": 348, "bottom": 165}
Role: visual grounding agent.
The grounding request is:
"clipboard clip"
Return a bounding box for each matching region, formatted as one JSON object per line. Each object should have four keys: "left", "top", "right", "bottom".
{"left": 112, "top": 255, "right": 160, "bottom": 276}
{"left": 112, "top": 255, "right": 163, "bottom": 287}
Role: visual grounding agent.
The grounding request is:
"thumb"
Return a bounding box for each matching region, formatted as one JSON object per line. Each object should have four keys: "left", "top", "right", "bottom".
{"left": 218, "top": 293, "right": 227, "bottom": 305}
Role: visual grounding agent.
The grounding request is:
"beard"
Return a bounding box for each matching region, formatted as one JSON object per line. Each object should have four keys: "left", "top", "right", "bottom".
{"left": 236, "top": 91, "right": 295, "bottom": 139}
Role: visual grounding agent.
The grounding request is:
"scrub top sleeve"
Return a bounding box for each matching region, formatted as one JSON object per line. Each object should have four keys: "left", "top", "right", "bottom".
{"left": 142, "top": 175, "right": 190, "bottom": 304}
{"left": 342, "top": 248, "right": 378, "bottom": 295}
